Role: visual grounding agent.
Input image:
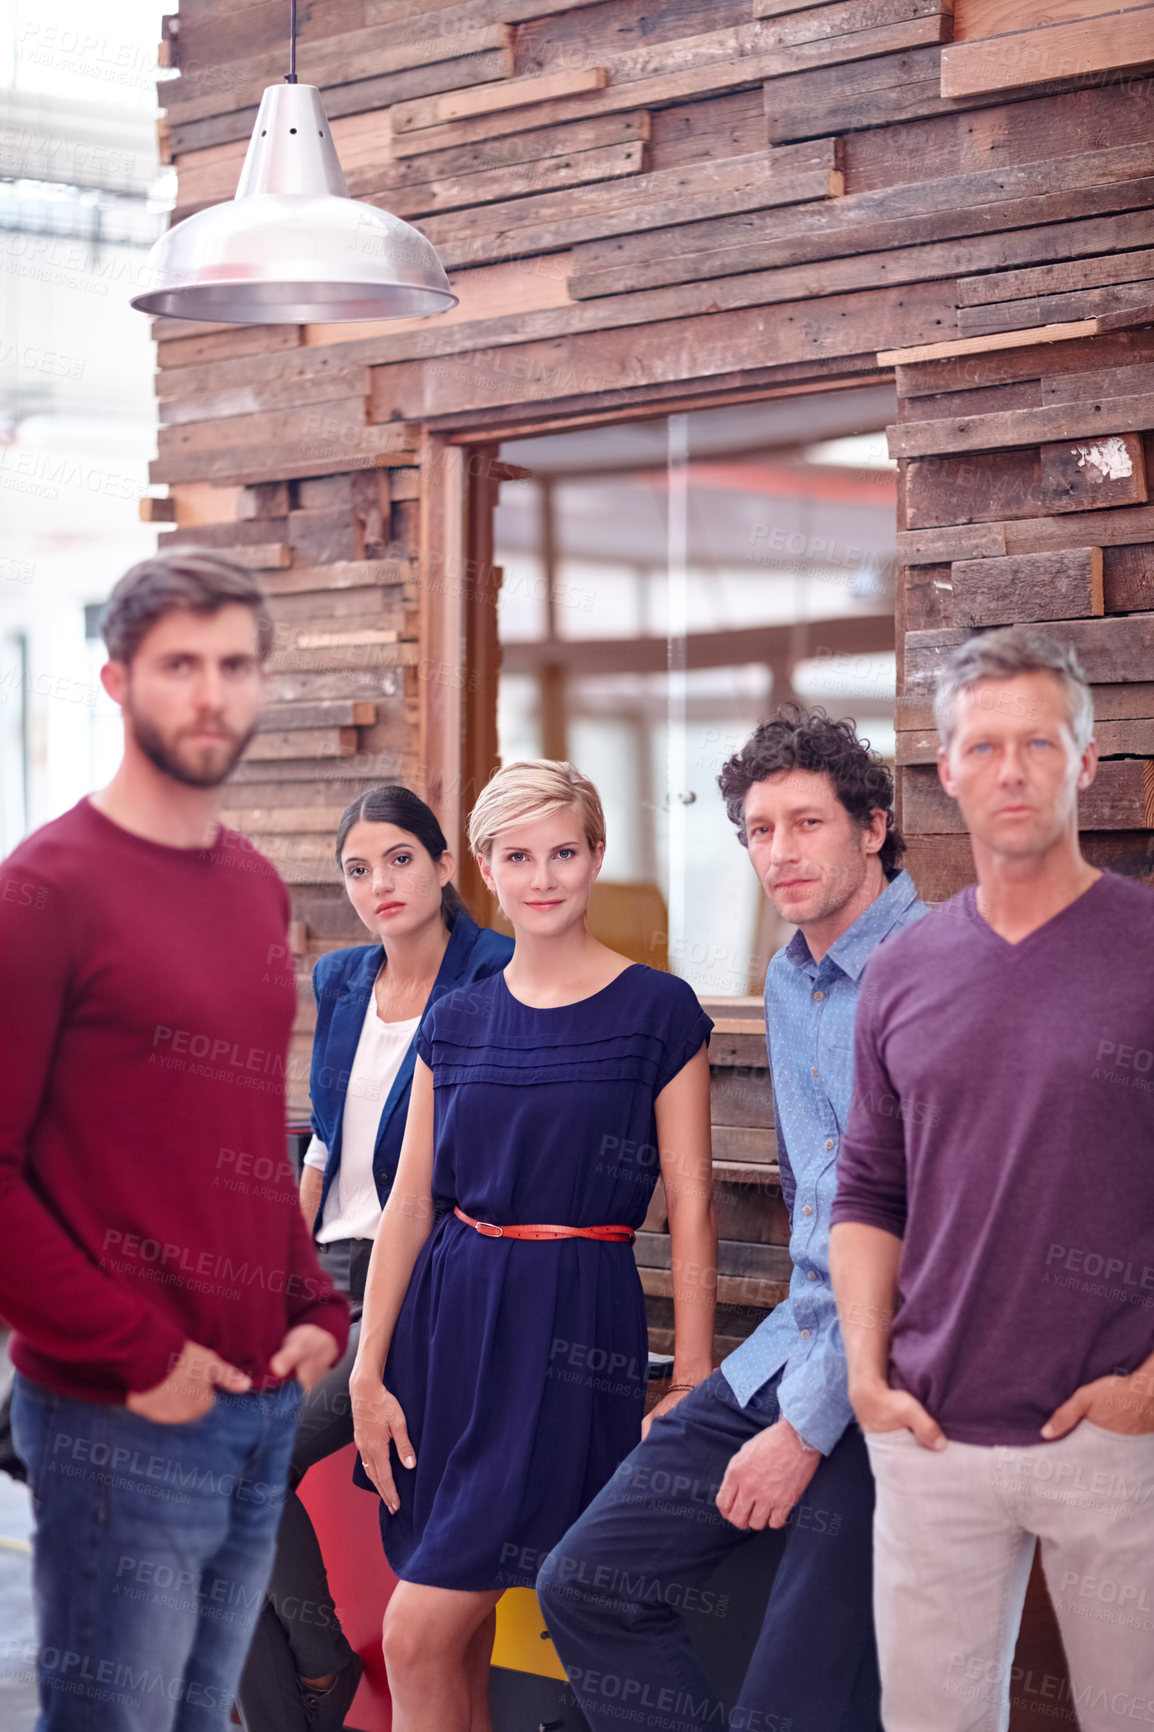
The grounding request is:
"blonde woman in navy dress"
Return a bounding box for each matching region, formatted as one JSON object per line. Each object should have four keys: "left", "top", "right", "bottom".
{"left": 349, "top": 761, "right": 717, "bottom": 1732}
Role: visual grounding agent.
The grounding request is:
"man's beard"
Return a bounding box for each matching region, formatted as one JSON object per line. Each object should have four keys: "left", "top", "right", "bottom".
{"left": 128, "top": 703, "right": 256, "bottom": 789}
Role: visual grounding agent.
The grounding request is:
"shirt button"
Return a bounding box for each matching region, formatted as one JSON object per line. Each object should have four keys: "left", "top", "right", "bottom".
{"left": 802, "top": 1205, "right": 813, "bottom": 1216}
{"left": 800, "top": 1329, "right": 811, "bottom": 1339}
{"left": 825, "top": 1138, "right": 835, "bottom": 1151}
{"left": 813, "top": 991, "right": 824, "bottom": 1002}
{"left": 806, "top": 1270, "right": 817, "bottom": 1281}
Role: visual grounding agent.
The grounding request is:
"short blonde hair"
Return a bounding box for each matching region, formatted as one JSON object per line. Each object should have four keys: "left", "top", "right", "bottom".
{"left": 468, "top": 760, "right": 606, "bottom": 859}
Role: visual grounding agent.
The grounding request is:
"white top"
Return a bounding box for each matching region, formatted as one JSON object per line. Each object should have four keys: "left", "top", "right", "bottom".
{"left": 304, "top": 999, "right": 421, "bottom": 1244}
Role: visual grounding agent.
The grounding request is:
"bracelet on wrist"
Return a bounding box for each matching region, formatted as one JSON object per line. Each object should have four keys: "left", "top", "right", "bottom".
{"left": 666, "top": 1380, "right": 701, "bottom": 1393}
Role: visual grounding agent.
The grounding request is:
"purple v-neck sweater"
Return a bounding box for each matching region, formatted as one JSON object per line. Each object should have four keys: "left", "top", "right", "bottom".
{"left": 832, "top": 871, "right": 1154, "bottom": 1445}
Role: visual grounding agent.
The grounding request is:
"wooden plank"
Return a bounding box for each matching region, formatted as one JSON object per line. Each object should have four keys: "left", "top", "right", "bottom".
{"left": 1096, "top": 302, "right": 1154, "bottom": 333}
{"left": 258, "top": 559, "right": 414, "bottom": 596}
{"left": 386, "top": 140, "right": 645, "bottom": 219}
{"left": 639, "top": 1267, "right": 789, "bottom": 1310}
{"left": 1044, "top": 361, "right": 1154, "bottom": 406}
{"left": 897, "top": 326, "right": 1154, "bottom": 399}
{"left": 949, "top": 549, "right": 1103, "bottom": 628}
{"left": 713, "top": 1125, "right": 775, "bottom": 1165}
{"left": 905, "top": 434, "right": 1149, "bottom": 530}
{"left": 888, "top": 395, "right": 1154, "bottom": 460}
{"left": 711, "top": 1161, "right": 782, "bottom": 1188}
{"left": 159, "top": 368, "right": 373, "bottom": 427}
{"left": 764, "top": 43, "right": 977, "bottom": 142}
{"left": 958, "top": 248, "right": 1154, "bottom": 309}
{"left": 879, "top": 321, "right": 1099, "bottom": 366}
{"left": 899, "top": 504, "right": 1154, "bottom": 566}
{"left": 157, "top": 396, "right": 370, "bottom": 459}
{"left": 953, "top": 0, "right": 1150, "bottom": 39}
{"left": 941, "top": 8, "right": 1154, "bottom": 98}
{"left": 156, "top": 326, "right": 303, "bottom": 371}
{"left": 959, "top": 281, "right": 1154, "bottom": 339}
{"left": 386, "top": 110, "right": 650, "bottom": 187}
{"left": 1104, "top": 543, "right": 1154, "bottom": 613}
{"left": 258, "top": 703, "right": 377, "bottom": 733}
{"left": 901, "top": 759, "right": 1154, "bottom": 832}
{"left": 570, "top": 141, "right": 1154, "bottom": 299}
{"left": 153, "top": 428, "right": 418, "bottom": 490}
{"left": 419, "top": 159, "right": 842, "bottom": 271}
{"left": 1041, "top": 433, "right": 1148, "bottom": 514}
{"left": 221, "top": 804, "right": 351, "bottom": 832}
{"left": 635, "top": 1231, "right": 793, "bottom": 1283}
{"left": 389, "top": 12, "right": 951, "bottom": 156}
{"left": 904, "top": 613, "right": 1154, "bottom": 689}
{"left": 162, "top": 23, "right": 515, "bottom": 124}
{"left": 222, "top": 543, "right": 292, "bottom": 571}
{"left": 390, "top": 67, "right": 609, "bottom": 136}
{"left": 372, "top": 279, "right": 954, "bottom": 422}
{"left": 245, "top": 728, "right": 360, "bottom": 762}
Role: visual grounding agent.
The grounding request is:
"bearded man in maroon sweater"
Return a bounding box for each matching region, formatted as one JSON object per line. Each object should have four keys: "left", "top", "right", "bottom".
{"left": 0, "top": 552, "right": 348, "bottom": 1732}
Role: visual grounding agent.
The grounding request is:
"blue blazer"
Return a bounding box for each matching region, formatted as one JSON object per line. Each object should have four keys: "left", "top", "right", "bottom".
{"left": 308, "top": 909, "right": 513, "bottom": 1235}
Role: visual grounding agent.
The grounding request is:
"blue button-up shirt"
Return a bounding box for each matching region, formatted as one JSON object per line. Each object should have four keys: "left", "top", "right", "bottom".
{"left": 722, "top": 869, "right": 926, "bottom": 1453}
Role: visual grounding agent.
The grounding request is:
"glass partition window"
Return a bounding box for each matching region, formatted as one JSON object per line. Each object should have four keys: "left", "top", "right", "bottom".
{"left": 495, "top": 386, "right": 897, "bottom": 997}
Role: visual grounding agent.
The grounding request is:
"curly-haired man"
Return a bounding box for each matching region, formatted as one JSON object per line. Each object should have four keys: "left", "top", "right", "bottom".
{"left": 540, "top": 706, "right": 926, "bottom": 1732}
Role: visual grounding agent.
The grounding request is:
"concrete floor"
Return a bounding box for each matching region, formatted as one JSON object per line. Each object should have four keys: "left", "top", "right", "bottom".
{"left": 0, "top": 1463, "right": 38, "bottom": 1731}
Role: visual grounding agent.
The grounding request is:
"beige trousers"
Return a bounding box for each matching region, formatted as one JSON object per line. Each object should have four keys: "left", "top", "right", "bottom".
{"left": 865, "top": 1422, "right": 1154, "bottom": 1732}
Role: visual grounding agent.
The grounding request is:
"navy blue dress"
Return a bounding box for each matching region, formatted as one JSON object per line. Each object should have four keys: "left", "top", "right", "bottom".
{"left": 379, "top": 964, "right": 712, "bottom": 1591}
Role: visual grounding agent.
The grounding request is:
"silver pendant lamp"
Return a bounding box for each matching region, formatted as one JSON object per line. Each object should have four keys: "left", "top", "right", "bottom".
{"left": 131, "top": 0, "right": 457, "bottom": 323}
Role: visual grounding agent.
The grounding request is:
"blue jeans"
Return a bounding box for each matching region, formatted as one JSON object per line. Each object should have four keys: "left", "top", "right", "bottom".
{"left": 11, "top": 1372, "right": 302, "bottom": 1732}
{"left": 539, "top": 1368, "right": 882, "bottom": 1732}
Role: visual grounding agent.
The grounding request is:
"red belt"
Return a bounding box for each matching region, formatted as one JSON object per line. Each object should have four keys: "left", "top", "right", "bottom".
{"left": 453, "top": 1206, "right": 635, "bottom": 1244}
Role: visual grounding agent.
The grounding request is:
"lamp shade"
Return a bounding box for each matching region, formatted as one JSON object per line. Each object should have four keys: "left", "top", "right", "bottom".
{"left": 131, "top": 83, "right": 457, "bottom": 323}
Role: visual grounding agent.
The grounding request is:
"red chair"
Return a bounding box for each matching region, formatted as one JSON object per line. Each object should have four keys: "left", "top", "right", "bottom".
{"left": 299, "top": 1441, "right": 396, "bottom": 1732}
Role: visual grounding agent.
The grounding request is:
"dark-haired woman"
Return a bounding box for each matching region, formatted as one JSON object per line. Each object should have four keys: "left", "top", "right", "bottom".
{"left": 238, "top": 787, "right": 512, "bottom": 1732}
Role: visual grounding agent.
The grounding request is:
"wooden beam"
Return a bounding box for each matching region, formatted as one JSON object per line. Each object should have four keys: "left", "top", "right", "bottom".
{"left": 941, "top": 7, "right": 1154, "bottom": 99}
{"left": 569, "top": 141, "right": 1154, "bottom": 299}
{"left": 957, "top": 247, "right": 1154, "bottom": 309}
{"left": 887, "top": 394, "right": 1154, "bottom": 459}
{"left": 246, "top": 727, "right": 360, "bottom": 762}
{"left": 259, "top": 702, "right": 378, "bottom": 732}
{"left": 385, "top": 140, "right": 645, "bottom": 220}
{"left": 388, "top": 11, "right": 950, "bottom": 156}
{"left": 162, "top": 23, "right": 515, "bottom": 124}
{"left": 258, "top": 559, "right": 415, "bottom": 596}
{"left": 369, "top": 280, "right": 953, "bottom": 423}
{"left": 949, "top": 548, "right": 1103, "bottom": 628}
{"left": 878, "top": 321, "right": 1098, "bottom": 366}
{"left": 390, "top": 67, "right": 609, "bottom": 136}
{"left": 415, "top": 146, "right": 842, "bottom": 271}
{"left": 899, "top": 503, "right": 1154, "bottom": 566}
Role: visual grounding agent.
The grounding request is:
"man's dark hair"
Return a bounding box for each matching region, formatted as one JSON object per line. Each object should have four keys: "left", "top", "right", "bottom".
{"left": 718, "top": 705, "right": 903, "bottom": 879}
{"left": 101, "top": 549, "right": 275, "bottom": 665}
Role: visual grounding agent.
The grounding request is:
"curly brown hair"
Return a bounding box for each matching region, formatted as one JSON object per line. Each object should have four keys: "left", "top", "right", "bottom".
{"left": 718, "top": 705, "right": 903, "bottom": 879}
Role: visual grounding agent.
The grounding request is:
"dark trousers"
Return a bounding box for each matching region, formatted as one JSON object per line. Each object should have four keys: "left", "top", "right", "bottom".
{"left": 538, "top": 1368, "right": 882, "bottom": 1732}
{"left": 236, "top": 1241, "right": 368, "bottom": 1732}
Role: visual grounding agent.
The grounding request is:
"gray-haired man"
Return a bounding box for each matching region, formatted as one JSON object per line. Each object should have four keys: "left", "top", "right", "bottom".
{"left": 831, "top": 625, "right": 1154, "bottom": 1732}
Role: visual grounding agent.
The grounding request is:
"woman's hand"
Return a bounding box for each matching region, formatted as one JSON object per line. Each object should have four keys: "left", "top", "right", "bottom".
{"left": 641, "top": 1381, "right": 700, "bottom": 1440}
{"left": 350, "top": 1371, "right": 416, "bottom": 1514}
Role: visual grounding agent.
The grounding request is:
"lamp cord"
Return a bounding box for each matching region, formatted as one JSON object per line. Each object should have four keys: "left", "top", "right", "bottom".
{"left": 286, "top": 0, "right": 298, "bottom": 82}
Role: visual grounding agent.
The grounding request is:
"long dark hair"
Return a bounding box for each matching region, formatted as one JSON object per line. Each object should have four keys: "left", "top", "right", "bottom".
{"left": 334, "top": 785, "right": 464, "bottom": 924}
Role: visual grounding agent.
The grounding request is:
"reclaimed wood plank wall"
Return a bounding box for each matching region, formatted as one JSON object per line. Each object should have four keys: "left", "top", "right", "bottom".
{"left": 151, "top": 0, "right": 1154, "bottom": 1120}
